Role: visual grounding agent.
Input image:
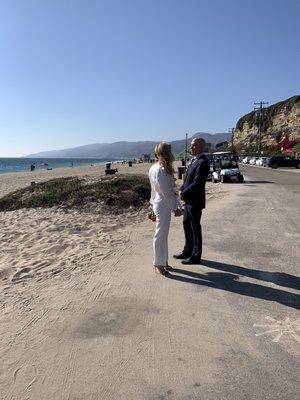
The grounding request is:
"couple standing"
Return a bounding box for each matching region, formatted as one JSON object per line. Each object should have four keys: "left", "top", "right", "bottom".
{"left": 149, "top": 138, "right": 209, "bottom": 275}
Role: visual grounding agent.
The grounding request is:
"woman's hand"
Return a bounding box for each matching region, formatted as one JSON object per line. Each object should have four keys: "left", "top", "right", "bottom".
{"left": 148, "top": 211, "right": 156, "bottom": 222}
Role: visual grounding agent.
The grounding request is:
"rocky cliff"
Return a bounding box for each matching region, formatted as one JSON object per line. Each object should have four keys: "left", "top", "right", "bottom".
{"left": 233, "top": 95, "right": 300, "bottom": 152}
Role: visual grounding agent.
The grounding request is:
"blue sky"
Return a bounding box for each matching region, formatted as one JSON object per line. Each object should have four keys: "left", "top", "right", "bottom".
{"left": 0, "top": 0, "right": 299, "bottom": 156}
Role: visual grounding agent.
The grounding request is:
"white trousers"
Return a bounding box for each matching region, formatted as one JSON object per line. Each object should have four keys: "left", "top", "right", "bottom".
{"left": 153, "top": 201, "right": 171, "bottom": 267}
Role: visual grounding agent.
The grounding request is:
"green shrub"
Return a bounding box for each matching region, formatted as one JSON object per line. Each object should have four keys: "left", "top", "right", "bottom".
{"left": 0, "top": 175, "right": 151, "bottom": 212}
{"left": 292, "top": 143, "right": 300, "bottom": 152}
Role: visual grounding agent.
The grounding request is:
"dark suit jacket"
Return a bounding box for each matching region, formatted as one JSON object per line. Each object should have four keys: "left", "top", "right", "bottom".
{"left": 180, "top": 154, "right": 209, "bottom": 209}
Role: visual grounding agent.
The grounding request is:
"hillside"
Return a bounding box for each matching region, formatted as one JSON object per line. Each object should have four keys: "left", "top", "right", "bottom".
{"left": 233, "top": 95, "right": 300, "bottom": 152}
{"left": 25, "top": 132, "right": 230, "bottom": 159}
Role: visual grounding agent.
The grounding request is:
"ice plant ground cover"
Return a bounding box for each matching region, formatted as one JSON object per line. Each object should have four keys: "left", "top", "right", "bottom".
{"left": 0, "top": 175, "right": 151, "bottom": 213}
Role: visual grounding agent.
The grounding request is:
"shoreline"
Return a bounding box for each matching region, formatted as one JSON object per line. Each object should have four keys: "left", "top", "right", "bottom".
{"left": 0, "top": 159, "right": 123, "bottom": 176}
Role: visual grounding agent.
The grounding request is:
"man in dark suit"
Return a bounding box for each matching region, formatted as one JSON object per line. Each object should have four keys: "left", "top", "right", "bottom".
{"left": 174, "top": 138, "right": 209, "bottom": 264}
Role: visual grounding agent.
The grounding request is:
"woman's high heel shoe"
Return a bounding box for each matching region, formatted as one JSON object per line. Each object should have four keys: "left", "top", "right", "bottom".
{"left": 165, "top": 264, "right": 173, "bottom": 271}
{"left": 154, "top": 265, "right": 168, "bottom": 276}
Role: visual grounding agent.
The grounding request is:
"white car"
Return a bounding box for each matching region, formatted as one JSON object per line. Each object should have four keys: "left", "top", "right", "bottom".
{"left": 249, "top": 157, "right": 259, "bottom": 165}
{"left": 242, "top": 156, "right": 252, "bottom": 164}
{"left": 256, "top": 157, "right": 268, "bottom": 166}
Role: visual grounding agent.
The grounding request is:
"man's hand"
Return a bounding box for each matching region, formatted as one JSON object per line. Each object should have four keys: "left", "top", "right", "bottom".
{"left": 174, "top": 209, "right": 182, "bottom": 217}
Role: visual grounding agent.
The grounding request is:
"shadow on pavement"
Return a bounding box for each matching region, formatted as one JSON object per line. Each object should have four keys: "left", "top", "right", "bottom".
{"left": 167, "top": 267, "right": 300, "bottom": 310}
{"left": 201, "top": 259, "right": 300, "bottom": 291}
{"left": 245, "top": 180, "right": 274, "bottom": 184}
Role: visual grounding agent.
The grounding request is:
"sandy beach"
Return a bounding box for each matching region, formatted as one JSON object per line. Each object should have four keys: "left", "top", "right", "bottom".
{"left": 0, "top": 161, "right": 230, "bottom": 400}
{"left": 0, "top": 161, "right": 225, "bottom": 284}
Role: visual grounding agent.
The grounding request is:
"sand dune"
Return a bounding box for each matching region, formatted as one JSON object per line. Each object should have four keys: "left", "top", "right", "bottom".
{"left": 0, "top": 160, "right": 225, "bottom": 286}
{"left": 0, "top": 161, "right": 152, "bottom": 197}
{"left": 0, "top": 162, "right": 158, "bottom": 287}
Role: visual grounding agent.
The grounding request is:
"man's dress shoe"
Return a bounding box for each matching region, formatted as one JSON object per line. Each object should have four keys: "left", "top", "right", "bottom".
{"left": 173, "top": 252, "right": 192, "bottom": 260}
{"left": 181, "top": 256, "right": 202, "bottom": 265}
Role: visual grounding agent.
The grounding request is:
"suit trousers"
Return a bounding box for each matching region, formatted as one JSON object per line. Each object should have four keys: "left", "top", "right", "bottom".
{"left": 153, "top": 201, "right": 171, "bottom": 267}
{"left": 183, "top": 205, "right": 202, "bottom": 258}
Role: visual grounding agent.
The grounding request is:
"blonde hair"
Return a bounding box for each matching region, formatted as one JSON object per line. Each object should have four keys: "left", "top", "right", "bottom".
{"left": 154, "top": 142, "right": 175, "bottom": 175}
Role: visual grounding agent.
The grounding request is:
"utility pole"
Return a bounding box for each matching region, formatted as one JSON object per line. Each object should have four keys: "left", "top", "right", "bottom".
{"left": 228, "top": 128, "right": 235, "bottom": 152}
{"left": 254, "top": 101, "right": 269, "bottom": 154}
{"left": 184, "top": 133, "right": 188, "bottom": 170}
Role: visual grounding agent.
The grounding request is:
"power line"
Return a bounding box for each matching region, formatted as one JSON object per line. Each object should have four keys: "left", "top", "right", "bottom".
{"left": 184, "top": 133, "right": 188, "bottom": 170}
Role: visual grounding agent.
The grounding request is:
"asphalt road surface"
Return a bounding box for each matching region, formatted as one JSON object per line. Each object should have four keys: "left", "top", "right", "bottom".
{"left": 192, "top": 163, "right": 300, "bottom": 399}
{"left": 240, "top": 163, "right": 300, "bottom": 182}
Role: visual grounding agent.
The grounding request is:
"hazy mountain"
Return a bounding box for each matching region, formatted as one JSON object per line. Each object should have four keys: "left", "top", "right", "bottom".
{"left": 25, "top": 132, "right": 231, "bottom": 159}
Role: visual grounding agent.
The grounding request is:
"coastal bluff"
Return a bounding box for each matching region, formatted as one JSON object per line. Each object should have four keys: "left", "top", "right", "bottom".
{"left": 233, "top": 95, "right": 300, "bottom": 151}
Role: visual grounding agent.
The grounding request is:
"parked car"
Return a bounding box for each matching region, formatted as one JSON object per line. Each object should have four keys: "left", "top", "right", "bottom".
{"left": 211, "top": 152, "right": 244, "bottom": 183}
{"left": 256, "top": 157, "right": 269, "bottom": 166}
{"left": 268, "top": 156, "right": 300, "bottom": 169}
{"left": 249, "top": 157, "right": 259, "bottom": 165}
{"left": 263, "top": 157, "right": 270, "bottom": 167}
{"left": 242, "top": 156, "right": 252, "bottom": 164}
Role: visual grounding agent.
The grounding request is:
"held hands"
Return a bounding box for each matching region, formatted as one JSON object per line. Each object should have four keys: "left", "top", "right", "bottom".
{"left": 149, "top": 204, "right": 182, "bottom": 219}
{"left": 148, "top": 204, "right": 156, "bottom": 222}
{"left": 179, "top": 191, "right": 185, "bottom": 201}
{"left": 174, "top": 208, "right": 182, "bottom": 217}
{"left": 148, "top": 210, "right": 156, "bottom": 222}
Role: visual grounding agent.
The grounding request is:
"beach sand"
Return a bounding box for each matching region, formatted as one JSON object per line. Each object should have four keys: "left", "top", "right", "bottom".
{"left": 0, "top": 162, "right": 225, "bottom": 284}
{"left": 0, "top": 162, "right": 227, "bottom": 399}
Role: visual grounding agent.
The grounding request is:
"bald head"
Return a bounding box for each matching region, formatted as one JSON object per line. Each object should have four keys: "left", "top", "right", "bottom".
{"left": 190, "top": 138, "right": 206, "bottom": 156}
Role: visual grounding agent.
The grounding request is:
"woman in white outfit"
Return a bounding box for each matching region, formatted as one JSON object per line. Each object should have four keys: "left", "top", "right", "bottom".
{"left": 149, "top": 142, "right": 182, "bottom": 275}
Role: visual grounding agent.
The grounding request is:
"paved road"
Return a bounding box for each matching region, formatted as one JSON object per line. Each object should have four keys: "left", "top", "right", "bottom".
{"left": 117, "top": 164, "right": 300, "bottom": 400}
{"left": 240, "top": 164, "right": 300, "bottom": 219}
{"left": 145, "top": 163, "right": 299, "bottom": 399}
{"left": 191, "top": 163, "right": 300, "bottom": 399}
{"left": 240, "top": 163, "right": 300, "bottom": 184}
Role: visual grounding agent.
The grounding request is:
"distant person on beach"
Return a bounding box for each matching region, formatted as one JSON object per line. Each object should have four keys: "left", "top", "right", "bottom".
{"left": 174, "top": 138, "right": 209, "bottom": 265}
{"left": 30, "top": 164, "right": 35, "bottom": 171}
{"left": 149, "top": 142, "right": 182, "bottom": 275}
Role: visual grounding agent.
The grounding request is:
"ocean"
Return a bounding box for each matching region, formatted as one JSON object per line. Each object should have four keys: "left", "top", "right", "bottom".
{"left": 0, "top": 158, "right": 114, "bottom": 174}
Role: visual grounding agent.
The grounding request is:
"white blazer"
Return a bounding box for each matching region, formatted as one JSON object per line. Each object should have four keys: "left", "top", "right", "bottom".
{"left": 149, "top": 163, "right": 181, "bottom": 211}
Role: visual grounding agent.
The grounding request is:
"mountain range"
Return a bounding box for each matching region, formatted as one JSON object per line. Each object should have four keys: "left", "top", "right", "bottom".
{"left": 26, "top": 132, "right": 230, "bottom": 159}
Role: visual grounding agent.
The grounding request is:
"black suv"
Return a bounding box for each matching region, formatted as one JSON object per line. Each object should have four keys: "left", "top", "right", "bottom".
{"left": 268, "top": 156, "right": 300, "bottom": 169}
